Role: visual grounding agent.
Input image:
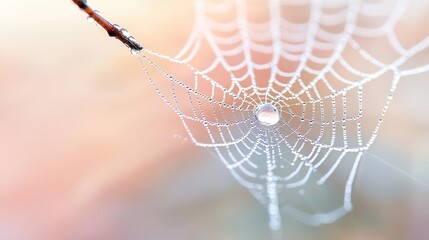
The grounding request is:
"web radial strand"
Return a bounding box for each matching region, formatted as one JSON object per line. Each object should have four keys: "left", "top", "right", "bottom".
{"left": 136, "top": 0, "right": 429, "bottom": 229}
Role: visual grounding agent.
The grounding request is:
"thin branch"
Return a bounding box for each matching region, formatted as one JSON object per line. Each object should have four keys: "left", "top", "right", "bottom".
{"left": 71, "top": 0, "right": 143, "bottom": 51}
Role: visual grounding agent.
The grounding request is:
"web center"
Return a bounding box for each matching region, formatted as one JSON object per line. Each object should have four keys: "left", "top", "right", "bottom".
{"left": 254, "top": 103, "right": 281, "bottom": 126}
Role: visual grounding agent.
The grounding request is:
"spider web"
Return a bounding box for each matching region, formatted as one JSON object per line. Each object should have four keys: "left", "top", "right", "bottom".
{"left": 135, "top": 0, "right": 429, "bottom": 235}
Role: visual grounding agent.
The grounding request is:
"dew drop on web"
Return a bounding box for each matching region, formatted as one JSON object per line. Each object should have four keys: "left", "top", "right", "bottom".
{"left": 254, "top": 103, "right": 280, "bottom": 126}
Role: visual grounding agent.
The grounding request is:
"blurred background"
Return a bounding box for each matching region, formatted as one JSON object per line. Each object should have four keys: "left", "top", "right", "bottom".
{"left": 0, "top": 0, "right": 429, "bottom": 240}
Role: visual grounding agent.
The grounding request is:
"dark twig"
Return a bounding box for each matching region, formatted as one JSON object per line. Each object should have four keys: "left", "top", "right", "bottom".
{"left": 71, "top": 0, "right": 143, "bottom": 51}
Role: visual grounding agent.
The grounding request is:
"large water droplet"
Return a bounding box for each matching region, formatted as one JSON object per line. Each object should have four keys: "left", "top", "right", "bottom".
{"left": 254, "top": 103, "right": 280, "bottom": 126}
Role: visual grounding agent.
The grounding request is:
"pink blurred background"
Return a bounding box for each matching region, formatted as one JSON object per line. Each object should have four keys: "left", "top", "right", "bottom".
{"left": 1, "top": 0, "right": 429, "bottom": 239}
